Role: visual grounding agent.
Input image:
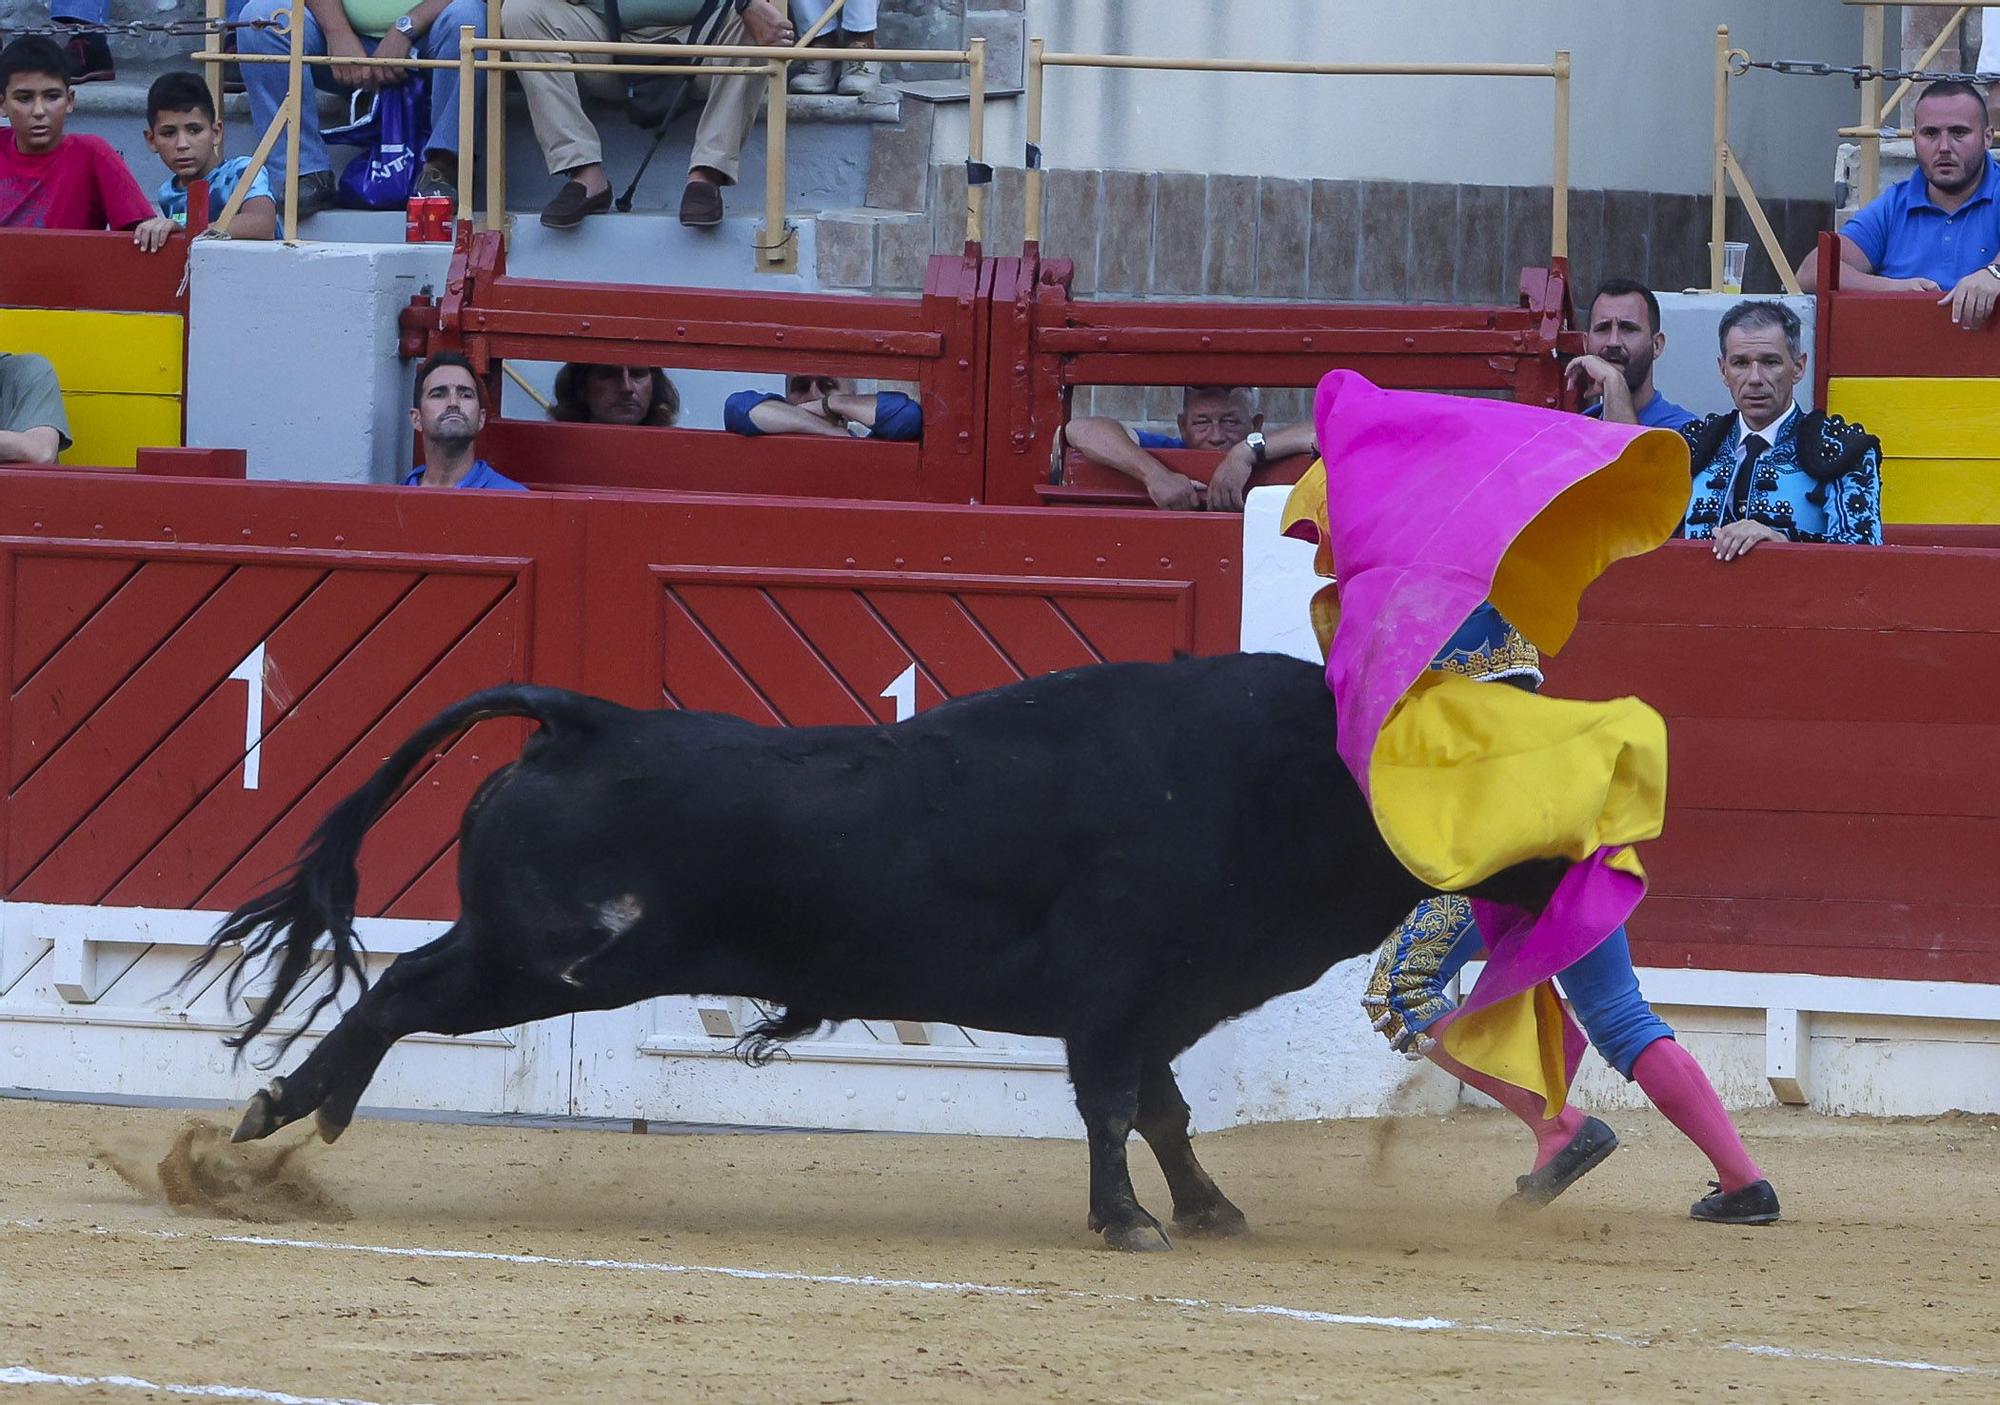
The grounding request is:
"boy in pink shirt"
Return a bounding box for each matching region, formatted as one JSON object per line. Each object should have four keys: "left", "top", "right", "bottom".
{"left": 0, "top": 35, "right": 175, "bottom": 249}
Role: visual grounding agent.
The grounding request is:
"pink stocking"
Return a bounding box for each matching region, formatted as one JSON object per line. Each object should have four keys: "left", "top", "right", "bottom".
{"left": 1630, "top": 1038, "right": 1763, "bottom": 1192}
{"left": 1425, "top": 1034, "right": 1584, "bottom": 1172}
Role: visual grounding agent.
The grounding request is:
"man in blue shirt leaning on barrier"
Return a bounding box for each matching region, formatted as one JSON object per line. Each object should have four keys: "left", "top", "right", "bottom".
{"left": 1798, "top": 79, "right": 2000, "bottom": 331}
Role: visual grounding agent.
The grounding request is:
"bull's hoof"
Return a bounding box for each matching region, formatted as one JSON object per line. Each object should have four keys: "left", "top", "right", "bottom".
{"left": 232, "top": 1083, "right": 282, "bottom": 1143}
{"left": 1101, "top": 1220, "right": 1173, "bottom": 1253}
{"left": 313, "top": 1107, "right": 350, "bottom": 1145}
{"left": 1174, "top": 1200, "right": 1250, "bottom": 1237}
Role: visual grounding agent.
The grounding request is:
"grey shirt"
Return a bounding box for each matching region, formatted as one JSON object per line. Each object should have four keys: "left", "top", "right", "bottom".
{"left": 0, "top": 353, "right": 72, "bottom": 458}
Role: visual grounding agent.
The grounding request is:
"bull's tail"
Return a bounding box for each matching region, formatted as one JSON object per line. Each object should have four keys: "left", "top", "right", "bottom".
{"left": 185, "top": 684, "right": 603, "bottom": 1061}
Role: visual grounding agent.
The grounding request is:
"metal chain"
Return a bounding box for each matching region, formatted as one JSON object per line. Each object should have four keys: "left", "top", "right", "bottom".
{"left": 1731, "top": 55, "right": 2000, "bottom": 87}
{"left": 0, "top": 16, "right": 283, "bottom": 39}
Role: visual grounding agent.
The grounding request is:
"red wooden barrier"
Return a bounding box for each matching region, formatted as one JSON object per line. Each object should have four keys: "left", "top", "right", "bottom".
{"left": 0, "top": 472, "right": 1239, "bottom": 921}
{"left": 1548, "top": 539, "right": 2000, "bottom": 985}
{"left": 415, "top": 233, "right": 989, "bottom": 504}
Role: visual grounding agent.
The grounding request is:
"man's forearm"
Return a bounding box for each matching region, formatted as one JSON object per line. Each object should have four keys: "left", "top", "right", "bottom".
{"left": 1261, "top": 419, "right": 1317, "bottom": 459}
{"left": 305, "top": 0, "right": 361, "bottom": 39}
{"left": 826, "top": 391, "right": 876, "bottom": 428}
{"left": 1063, "top": 416, "right": 1172, "bottom": 487}
{"left": 747, "top": 399, "right": 847, "bottom": 436}
{"left": 0, "top": 427, "right": 60, "bottom": 464}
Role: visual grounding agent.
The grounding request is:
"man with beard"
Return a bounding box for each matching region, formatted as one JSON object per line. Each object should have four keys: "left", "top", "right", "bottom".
{"left": 402, "top": 353, "right": 526, "bottom": 491}
{"left": 551, "top": 363, "right": 681, "bottom": 427}
{"left": 1563, "top": 279, "right": 1695, "bottom": 430}
{"left": 1798, "top": 80, "right": 2000, "bottom": 330}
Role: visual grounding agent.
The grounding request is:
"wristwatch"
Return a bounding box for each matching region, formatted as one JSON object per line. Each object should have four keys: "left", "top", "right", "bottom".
{"left": 393, "top": 13, "right": 416, "bottom": 36}
{"left": 1244, "top": 430, "right": 1268, "bottom": 466}
{"left": 1986, "top": 261, "right": 2000, "bottom": 282}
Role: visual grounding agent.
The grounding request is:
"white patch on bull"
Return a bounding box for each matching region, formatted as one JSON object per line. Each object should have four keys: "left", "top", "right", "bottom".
{"left": 596, "top": 894, "right": 644, "bottom": 935}
{"left": 560, "top": 896, "right": 645, "bottom": 988}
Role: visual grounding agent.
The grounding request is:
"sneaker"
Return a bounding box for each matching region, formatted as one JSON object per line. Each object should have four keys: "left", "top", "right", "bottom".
{"left": 835, "top": 58, "right": 882, "bottom": 98}
{"left": 1690, "top": 1179, "right": 1781, "bottom": 1225}
{"left": 294, "top": 170, "right": 337, "bottom": 219}
{"left": 414, "top": 163, "right": 456, "bottom": 200}
{"left": 678, "top": 178, "right": 724, "bottom": 228}
{"left": 61, "top": 31, "right": 115, "bottom": 84}
{"left": 1497, "top": 1116, "right": 1618, "bottom": 1215}
{"left": 789, "top": 58, "right": 836, "bottom": 94}
{"left": 539, "top": 178, "right": 611, "bottom": 230}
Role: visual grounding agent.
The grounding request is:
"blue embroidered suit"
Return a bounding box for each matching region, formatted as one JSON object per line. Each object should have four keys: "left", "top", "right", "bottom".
{"left": 1676, "top": 407, "right": 1883, "bottom": 545}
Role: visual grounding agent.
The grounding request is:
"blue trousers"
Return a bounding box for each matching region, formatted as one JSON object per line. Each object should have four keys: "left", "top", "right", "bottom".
{"left": 237, "top": 0, "right": 486, "bottom": 186}
{"left": 1375, "top": 898, "right": 1674, "bottom": 1079}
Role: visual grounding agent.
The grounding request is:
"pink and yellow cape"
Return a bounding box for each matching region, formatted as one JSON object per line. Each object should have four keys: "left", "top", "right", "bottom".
{"left": 1281, "top": 370, "right": 1689, "bottom": 1111}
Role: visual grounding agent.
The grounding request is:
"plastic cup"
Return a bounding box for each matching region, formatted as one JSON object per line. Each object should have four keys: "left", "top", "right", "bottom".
{"left": 1710, "top": 240, "right": 1749, "bottom": 294}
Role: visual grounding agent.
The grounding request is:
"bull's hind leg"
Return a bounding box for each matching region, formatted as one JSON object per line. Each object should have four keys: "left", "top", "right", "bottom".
{"left": 1136, "top": 1059, "right": 1248, "bottom": 1237}
{"left": 1066, "top": 1034, "right": 1171, "bottom": 1252}
{"left": 235, "top": 925, "right": 559, "bottom": 1145}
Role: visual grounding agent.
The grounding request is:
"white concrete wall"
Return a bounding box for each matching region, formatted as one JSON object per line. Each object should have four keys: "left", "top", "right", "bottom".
{"left": 1008, "top": 0, "right": 1858, "bottom": 199}
{"left": 186, "top": 240, "right": 453, "bottom": 485}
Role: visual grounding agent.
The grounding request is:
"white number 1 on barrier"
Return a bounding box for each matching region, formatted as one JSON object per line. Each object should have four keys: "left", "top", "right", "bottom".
{"left": 880, "top": 663, "right": 916, "bottom": 723}
{"left": 228, "top": 642, "right": 268, "bottom": 789}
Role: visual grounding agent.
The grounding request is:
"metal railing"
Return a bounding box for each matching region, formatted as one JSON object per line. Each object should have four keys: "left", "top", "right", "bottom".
{"left": 1020, "top": 42, "right": 1572, "bottom": 263}
{"left": 189, "top": 0, "right": 990, "bottom": 271}
{"left": 1710, "top": 25, "right": 1804, "bottom": 296}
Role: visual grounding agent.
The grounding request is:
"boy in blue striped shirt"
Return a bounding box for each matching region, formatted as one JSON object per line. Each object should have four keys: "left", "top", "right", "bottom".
{"left": 143, "top": 71, "right": 277, "bottom": 239}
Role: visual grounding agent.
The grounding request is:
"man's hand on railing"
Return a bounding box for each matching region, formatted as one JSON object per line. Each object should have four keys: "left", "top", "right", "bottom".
{"left": 329, "top": 28, "right": 376, "bottom": 87}
{"left": 371, "top": 26, "right": 417, "bottom": 84}
{"left": 740, "top": 0, "right": 796, "bottom": 47}
{"left": 1941, "top": 267, "right": 2000, "bottom": 332}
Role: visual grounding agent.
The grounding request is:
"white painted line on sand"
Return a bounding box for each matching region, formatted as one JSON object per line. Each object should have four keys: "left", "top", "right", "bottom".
{"left": 31, "top": 1221, "right": 1991, "bottom": 1382}
{"left": 0, "top": 1363, "right": 431, "bottom": 1405}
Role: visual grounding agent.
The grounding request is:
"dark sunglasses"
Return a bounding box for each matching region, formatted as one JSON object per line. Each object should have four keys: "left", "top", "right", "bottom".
{"left": 788, "top": 375, "right": 841, "bottom": 396}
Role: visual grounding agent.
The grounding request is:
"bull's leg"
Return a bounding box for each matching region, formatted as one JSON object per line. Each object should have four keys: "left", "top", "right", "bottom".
{"left": 234, "top": 927, "right": 559, "bottom": 1145}
{"left": 1135, "top": 1059, "right": 1248, "bottom": 1237}
{"left": 1066, "top": 1036, "right": 1170, "bottom": 1252}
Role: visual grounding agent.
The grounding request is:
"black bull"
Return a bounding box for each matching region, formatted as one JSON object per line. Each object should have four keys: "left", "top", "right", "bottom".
{"left": 193, "top": 652, "right": 1566, "bottom": 1251}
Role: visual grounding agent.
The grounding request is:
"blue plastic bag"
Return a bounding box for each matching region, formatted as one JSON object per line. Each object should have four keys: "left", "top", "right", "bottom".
{"left": 335, "top": 78, "right": 430, "bottom": 210}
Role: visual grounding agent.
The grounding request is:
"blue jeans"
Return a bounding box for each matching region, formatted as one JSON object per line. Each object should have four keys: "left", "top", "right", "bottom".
{"left": 54, "top": 0, "right": 111, "bottom": 22}
{"left": 238, "top": 0, "right": 486, "bottom": 185}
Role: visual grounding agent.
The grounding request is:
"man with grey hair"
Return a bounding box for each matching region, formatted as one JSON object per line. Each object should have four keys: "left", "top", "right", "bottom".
{"left": 1676, "top": 300, "right": 1882, "bottom": 560}
{"left": 1061, "top": 385, "right": 1314, "bottom": 511}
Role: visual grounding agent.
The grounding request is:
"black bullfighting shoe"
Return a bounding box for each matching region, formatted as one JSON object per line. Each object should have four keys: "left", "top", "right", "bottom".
{"left": 1498, "top": 1115, "right": 1618, "bottom": 1215}
{"left": 1689, "top": 1178, "right": 1781, "bottom": 1225}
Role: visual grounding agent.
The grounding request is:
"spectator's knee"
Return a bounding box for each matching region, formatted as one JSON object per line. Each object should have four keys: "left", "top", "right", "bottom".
{"left": 433, "top": 0, "right": 488, "bottom": 47}
{"left": 498, "top": 0, "right": 536, "bottom": 39}
{"left": 238, "top": 0, "right": 289, "bottom": 47}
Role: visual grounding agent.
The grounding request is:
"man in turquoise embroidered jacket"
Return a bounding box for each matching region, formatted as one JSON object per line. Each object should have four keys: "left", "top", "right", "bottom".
{"left": 1677, "top": 301, "right": 1883, "bottom": 561}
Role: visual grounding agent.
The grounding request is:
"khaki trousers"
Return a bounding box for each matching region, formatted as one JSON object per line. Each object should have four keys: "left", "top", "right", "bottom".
{"left": 500, "top": 0, "right": 763, "bottom": 182}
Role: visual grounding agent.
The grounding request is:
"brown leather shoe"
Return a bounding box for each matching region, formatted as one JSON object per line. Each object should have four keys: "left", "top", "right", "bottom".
{"left": 678, "top": 179, "right": 724, "bottom": 228}
{"left": 540, "top": 179, "right": 611, "bottom": 230}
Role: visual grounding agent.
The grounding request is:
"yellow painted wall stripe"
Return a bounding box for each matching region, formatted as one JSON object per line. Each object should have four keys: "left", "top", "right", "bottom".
{"left": 0, "top": 309, "right": 184, "bottom": 395}
{"left": 1881, "top": 457, "right": 2000, "bottom": 524}
{"left": 1827, "top": 376, "right": 2000, "bottom": 459}
{"left": 59, "top": 393, "right": 183, "bottom": 470}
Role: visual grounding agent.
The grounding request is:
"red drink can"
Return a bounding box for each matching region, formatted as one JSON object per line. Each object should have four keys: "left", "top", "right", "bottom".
{"left": 405, "top": 196, "right": 424, "bottom": 242}
{"left": 424, "top": 196, "right": 454, "bottom": 242}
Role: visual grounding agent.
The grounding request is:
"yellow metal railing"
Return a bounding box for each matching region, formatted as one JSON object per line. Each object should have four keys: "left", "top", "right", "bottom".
{"left": 190, "top": 0, "right": 990, "bottom": 272}
{"left": 1021, "top": 43, "right": 1572, "bottom": 262}
{"left": 1710, "top": 26, "right": 1804, "bottom": 296}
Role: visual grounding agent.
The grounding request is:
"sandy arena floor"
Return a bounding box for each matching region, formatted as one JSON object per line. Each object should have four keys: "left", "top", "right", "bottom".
{"left": 0, "top": 1096, "right": 1995, "bottom": 1404}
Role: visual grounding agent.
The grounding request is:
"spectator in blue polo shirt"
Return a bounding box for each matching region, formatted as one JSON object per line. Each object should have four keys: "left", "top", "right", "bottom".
{"left": 401, "top": 352, "right": 526, "bottom": 491}
{"left": 1564, "top": 278, "right": 1696, "bottom": 430}
{"left": 1799, "top": 79, "right": 2000, "bottom": 330}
